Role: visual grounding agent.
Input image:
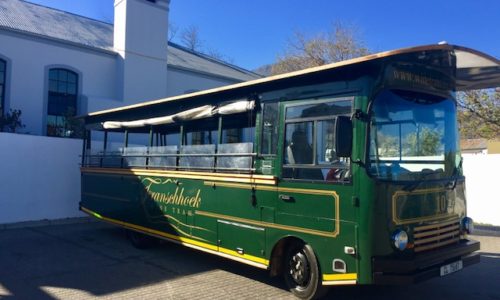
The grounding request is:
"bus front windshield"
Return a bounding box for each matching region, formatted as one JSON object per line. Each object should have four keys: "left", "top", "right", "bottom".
{"left": 368, "top": 89, "right": 460, "bottom": 181}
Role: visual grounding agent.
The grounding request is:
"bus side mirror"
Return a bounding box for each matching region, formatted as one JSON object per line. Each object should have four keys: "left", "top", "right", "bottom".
{"left": 335, "top": 116, "right": 353, "bottom": 158}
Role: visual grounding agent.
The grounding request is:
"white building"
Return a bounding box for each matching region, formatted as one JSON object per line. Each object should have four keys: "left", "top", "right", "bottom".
{"left": 0, "top": 0, "right": 260, "bottom": 136}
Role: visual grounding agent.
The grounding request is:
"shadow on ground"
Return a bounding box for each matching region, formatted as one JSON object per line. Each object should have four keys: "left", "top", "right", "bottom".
{"left": 0, "top": 223, "right": 499, "bottom": 299}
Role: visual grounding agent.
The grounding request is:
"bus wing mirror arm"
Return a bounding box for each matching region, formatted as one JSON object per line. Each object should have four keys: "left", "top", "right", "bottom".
{"left": 352, "top": 109, "right": 369, "bottom": 122}
{"left": 335, "top": 116, "right": 353, "bottom": 158}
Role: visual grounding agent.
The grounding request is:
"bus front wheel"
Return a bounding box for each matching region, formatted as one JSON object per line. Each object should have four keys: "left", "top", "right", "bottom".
{"left": 284, "top": 243, "right": 326, "bottom": 299}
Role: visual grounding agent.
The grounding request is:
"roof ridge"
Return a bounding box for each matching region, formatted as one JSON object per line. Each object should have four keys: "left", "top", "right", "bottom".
{"left": 4, "top": 1, "right": 259, "bottom": 81}
{"left": 167, "top": 41, "right": 261, "bottom": 77}
{"left": 20, "top": 0, "right": 113, "bottom": 26}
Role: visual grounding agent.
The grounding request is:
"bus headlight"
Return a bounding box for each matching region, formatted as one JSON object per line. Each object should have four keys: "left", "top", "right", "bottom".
{"left": 391, "top": 229, "right": 408, "bottom": 251}
{"left": 462, "top": 217, "right": 474, "bottom": 234}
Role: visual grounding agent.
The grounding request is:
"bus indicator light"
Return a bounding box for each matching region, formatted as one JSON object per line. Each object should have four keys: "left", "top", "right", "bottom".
{"left": 392, "top": 230, "right": 409, "bottom": 251}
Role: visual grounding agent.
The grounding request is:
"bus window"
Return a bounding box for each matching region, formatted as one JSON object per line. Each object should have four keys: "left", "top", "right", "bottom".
{"left": 282, "top": 98, "right": 352, "bottom": 182}
{"left": 221, "top": 127, "right": 254, "bottom": 144}
{"left": 123, "top": 132, "right": 150, "bottom": 167}
{"left": 149, "top": 127, "right": 180, "bottom": 169}
{"left": 166, "top": 132, "right": 180, "bottom": 146}
{"left": 184, "top": 119, "right": 218, "bottom": 146}
{"left": 261, "top": 102, "right": 278, "bottom": 155}
{"left": 221, "top": 113, "right": 255, "bottom": 144}
{"left": 181, "top": 120, "right": 218, "bottom": 169}
{"left": 85, "top": 130, "right": 105, "bottom": 167}
{"left": 218, "top": 113, "right": 256, "bottom": 172}
{"left": 184, "top": 130, "right": 217, "bottom": 145}
{"left": 284, "top": 122, "right": 314, "bottom": 164}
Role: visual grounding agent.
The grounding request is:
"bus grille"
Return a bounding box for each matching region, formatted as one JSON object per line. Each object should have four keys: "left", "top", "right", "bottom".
{"left": 413, "top": 219, "right": 460, "bottom": 253}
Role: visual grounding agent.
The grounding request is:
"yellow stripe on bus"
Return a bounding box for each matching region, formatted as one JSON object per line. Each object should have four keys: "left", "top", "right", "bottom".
{"left": 322, "top": 273, "right": 358, "bottom": 281}
{"left": 80, "top": 206, "right": 269, "bottom": 268}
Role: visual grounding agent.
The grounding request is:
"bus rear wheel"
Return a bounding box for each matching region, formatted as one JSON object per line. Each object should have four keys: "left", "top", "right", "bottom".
{"left": 284, "top": 243, "right": 326, "bottom": 299}
{"left": 126, "top": 229, "right": 157, "bottom": 249}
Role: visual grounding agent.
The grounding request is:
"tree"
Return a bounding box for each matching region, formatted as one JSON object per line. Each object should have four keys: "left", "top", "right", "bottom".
{"left": 204, "top": 47, "right": 234, "bottom": 64}
{"left": 176, "top": 25, "right": 234, "bottom": 64}
{"left": 168, "top": 22, "right": 179, "bottom": 42}
{"left": 180, "top": 25, "right": 203, "bottom": 51}
{"left": 271, "top": 22, "right": 370, "bottom": 75}
{"left": 457, "top": 89, "right": 500, "bottom": 139}
{"left": 403, "top": 128, "right": 442, "bottom": 156}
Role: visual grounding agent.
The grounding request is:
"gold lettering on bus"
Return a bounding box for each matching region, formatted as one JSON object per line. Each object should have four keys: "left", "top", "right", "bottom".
{"left": 142, "top": 177, "right": 202, "bottom": 208}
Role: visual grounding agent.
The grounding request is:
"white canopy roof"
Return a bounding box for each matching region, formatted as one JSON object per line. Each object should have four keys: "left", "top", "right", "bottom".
{"left": 102, "top": 100, "right": 255, "bottom": 129}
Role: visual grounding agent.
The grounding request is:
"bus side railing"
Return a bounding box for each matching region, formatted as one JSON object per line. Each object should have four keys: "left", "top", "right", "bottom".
{"left": 82, "top": 143, "right": 256, "bottom": 173}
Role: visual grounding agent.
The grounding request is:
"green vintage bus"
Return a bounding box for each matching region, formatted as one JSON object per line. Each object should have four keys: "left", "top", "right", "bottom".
{"left": 80, "top": 44, "right": 500, "bottom": 299}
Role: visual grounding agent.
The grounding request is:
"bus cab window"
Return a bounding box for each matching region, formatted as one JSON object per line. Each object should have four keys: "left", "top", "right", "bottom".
{"left": 282, "top": 98, "right": 352, "bottom": 182}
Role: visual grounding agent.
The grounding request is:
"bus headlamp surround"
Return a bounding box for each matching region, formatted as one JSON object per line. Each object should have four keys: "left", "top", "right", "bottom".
{"left": 391, "top": 229, "right": 409, "bottom": 251}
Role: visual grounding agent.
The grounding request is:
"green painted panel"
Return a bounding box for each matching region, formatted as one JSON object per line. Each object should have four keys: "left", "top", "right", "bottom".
{"left": 218, "top": 220, "right": 265, "bottom": 257}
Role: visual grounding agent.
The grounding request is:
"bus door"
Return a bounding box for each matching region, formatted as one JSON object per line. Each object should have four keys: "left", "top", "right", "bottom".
{"left": 276, "top": 98, "right": 358, "bottom": 273}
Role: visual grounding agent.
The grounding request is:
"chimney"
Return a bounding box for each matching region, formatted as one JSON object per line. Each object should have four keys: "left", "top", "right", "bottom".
{"left": 114, "top": 0, "right": 170, "bottom": 103}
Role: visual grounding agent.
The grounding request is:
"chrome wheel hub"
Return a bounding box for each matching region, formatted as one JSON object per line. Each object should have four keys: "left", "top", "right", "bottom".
{"left": 289, "top": 252, "right": 310, "bottom": 286}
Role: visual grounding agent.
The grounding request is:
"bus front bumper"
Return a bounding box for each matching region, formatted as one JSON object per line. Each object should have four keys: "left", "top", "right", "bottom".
{"left": 372, "top": 239, "right": 480, "bottom": 284}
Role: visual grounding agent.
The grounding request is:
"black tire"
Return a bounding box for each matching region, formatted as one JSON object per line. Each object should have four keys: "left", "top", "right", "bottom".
{"left": 126, "top": 229, "right": 157, "bottom": 249}
{"left": 284, "top": 243, "right": 327, "bottom": 300}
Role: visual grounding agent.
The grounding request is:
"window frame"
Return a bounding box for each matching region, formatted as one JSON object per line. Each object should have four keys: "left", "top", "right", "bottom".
{"left": 0, "top": 58, "right": 6, "bottom": 117}
{"left": 281, "top": 96, "right": 354, "bottom": 183}
{"left": 259, "top": 101, "right": 280, "bottom": 157}
{"left": 46, "top": 68, "right": 79, "bottom": 137}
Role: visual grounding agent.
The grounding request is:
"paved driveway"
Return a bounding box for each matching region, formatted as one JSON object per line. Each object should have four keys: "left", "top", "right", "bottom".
{"left": 0, "top": 221, "right": 499, "bottom": 299}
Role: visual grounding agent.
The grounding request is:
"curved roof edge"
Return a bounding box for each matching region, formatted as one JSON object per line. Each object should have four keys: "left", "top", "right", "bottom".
{"left": 86, "top": 44, "right": 500, "bottom": 118}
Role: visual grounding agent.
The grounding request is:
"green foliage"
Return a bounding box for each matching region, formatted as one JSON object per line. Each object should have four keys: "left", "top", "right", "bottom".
{"left": 457, "top": 89, "right": 500, "bottom": 139}
{"left": 271, "top": 22, "right": 370, "bottom": 75}
{"left": 376, "top": 133, "right": 399, "bottom": 157}
{"left": 375, "top": 128, "right": 442, "bottom": 157}
{"left": 403, "top": 128, "right": 442, "bottom": 156}
{"left": 0, "top": 109, "right": 25, "bottom": 133}
{"left": 63, "top": 107, "right": 85, "bottom": 138}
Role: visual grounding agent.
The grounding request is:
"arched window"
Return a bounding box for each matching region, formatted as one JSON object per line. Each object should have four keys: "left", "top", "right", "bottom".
{"left": 0, "top": 59, "right": 6, "bottom": 117}
{"left": 47, "top": 68, "right": 78, "bottom": 137}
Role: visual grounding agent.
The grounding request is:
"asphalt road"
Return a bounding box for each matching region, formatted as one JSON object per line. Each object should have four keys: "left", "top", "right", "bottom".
{"left": 0, "top": 221, "right": 498, "bottom": 300}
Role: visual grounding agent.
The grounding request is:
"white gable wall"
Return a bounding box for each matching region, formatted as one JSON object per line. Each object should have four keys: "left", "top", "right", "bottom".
{"left": 0, "top": 29, "right": 118, "bottom": 135}
{"left": 166, "top": 67, "right": 240, "bottom": 97}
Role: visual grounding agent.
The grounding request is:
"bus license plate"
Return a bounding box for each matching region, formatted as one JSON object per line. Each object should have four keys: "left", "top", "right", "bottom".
{"left": 440, "top": 261, "right": 463, "bottom": 276}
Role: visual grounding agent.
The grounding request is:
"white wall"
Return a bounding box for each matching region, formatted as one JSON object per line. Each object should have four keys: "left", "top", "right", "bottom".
{"left": 463, "top": 153, "right": 500, "bottom": 226}
{"left": 166, "top": 67, "right": 238, "bottom": 97}
{"left": 0, "top": 29, "right": 120, "bottom": 135}
{"left": 0, "top": 133, "right": 84, "bottom": 224}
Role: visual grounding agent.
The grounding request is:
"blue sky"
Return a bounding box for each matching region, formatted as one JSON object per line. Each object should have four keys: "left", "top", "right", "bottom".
{"left": 28, "top": 0, "right": 500, "bottom": 70}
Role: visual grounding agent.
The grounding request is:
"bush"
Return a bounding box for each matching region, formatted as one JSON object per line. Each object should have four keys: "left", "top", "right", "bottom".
{"left": 0, "top": 109, "right": 26, "bottom": 133}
